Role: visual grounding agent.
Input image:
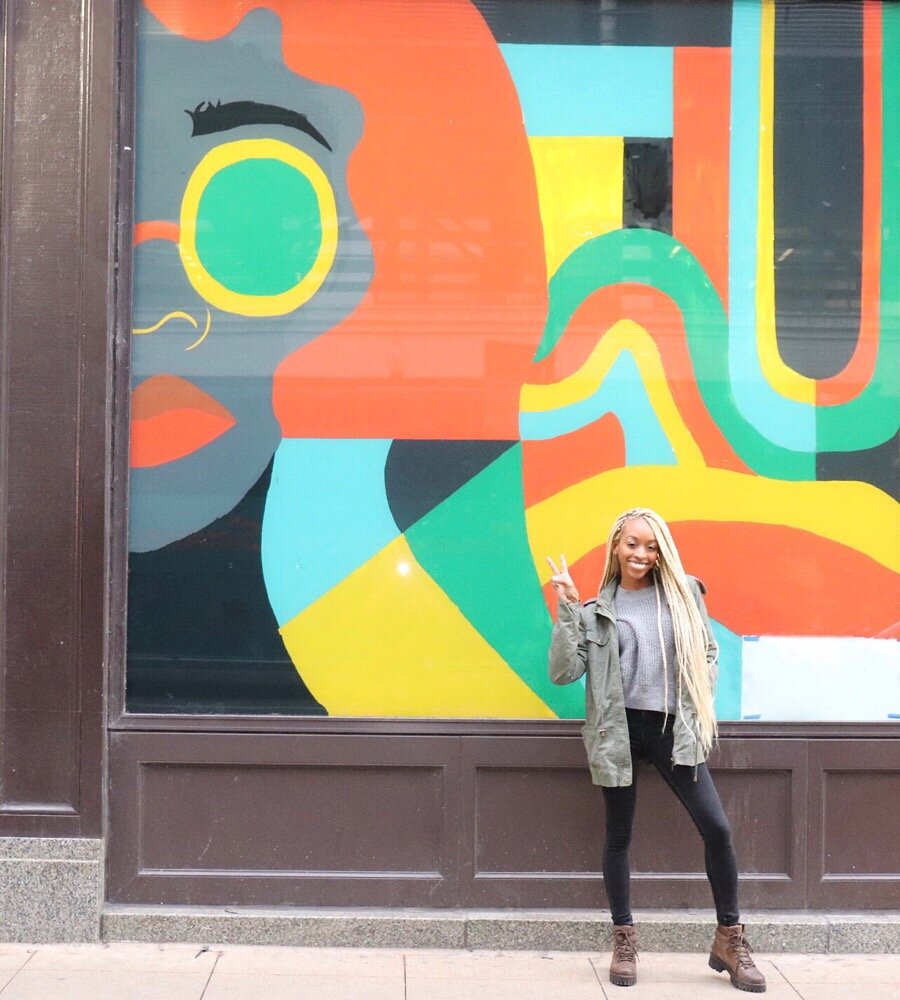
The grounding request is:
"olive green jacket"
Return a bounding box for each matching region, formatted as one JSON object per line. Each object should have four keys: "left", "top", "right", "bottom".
{"left": 548, "top": 575, "right": 718, "bottom": 787}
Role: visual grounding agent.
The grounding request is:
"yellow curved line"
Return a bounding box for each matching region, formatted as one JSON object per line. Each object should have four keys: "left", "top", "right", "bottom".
{"left": 185, "top": 309, "right": 211, "bottom": 351}
{"left": 132, "top": 310, "right": 198, "bottom": 335}
{"left": 526, "top": 465, "right": 900, "bottom": 578}
{"left": 756, "top": 0, "right": 816, "bottom": 404}
{"left": 521, "top": 321, "right": 629, "bottom": 412}
{"left": 520, "top": 319, "right": 706, "bottom": 467}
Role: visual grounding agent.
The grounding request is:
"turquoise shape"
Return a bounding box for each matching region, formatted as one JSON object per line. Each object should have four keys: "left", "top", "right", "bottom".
{"left": 261, "top": 438, "right": 398, "bottom": 624}
{"left": 500, "top": 43, "right": 673, "bottom": 137}
{"left": 519, "top": 351, "right": 677, "bottom": 465}
{"left": 711, "top": 618, "right": 743, "bottom": 721}
{"left": 727, "top": 0, "right": 816, "bottom": 452}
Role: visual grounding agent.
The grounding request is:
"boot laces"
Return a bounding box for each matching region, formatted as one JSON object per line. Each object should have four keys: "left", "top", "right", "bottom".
{"left": 730, "top": 932, "right": 755, "bottom": 968}
{"left": 612, "top": 928, "right": 637, "bottom": 962}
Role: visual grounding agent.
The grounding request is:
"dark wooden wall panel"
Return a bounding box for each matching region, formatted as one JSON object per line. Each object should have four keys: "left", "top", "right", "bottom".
{"left": 0, "top": 1, "right": 115, "bottom": 834}
{"left": 108, "top": 732, "right": 462, "bottom": 906}
{"left": 692, "top": 741, "right": 807, "bottom": 909}
{"left": 807, "top": 741, "right": 899, "bottom": 908}
{"left": 140, "top": 764, "right": 446, "bottom": 874}
{"left": 460, "top": 737, "right": 604, "bottom": 907}
{"left": 103, "top": 731, "right": 900, "bottom": 910}
{"left": 457, "top": 736, "right": 806, "bottom": 909}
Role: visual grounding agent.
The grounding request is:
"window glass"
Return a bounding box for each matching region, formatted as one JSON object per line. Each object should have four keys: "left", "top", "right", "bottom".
{"left": 127, "top": 0, "right": 899, "bottom": 721}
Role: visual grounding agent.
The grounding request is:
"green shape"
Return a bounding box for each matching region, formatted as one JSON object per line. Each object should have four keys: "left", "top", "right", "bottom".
{"left": 405, "top": 445, "right": 585, "bottom": 719}
{"left": 815, "top": 5, "right": 900, "bottom": 451}
{"left": 710, "top": 620, "right": 742, "bottom": 722}
{"left": 534, "top": 228, "right": 815, "bottom": 480}
{"left": 195, "top": 158, "right": 321, "bottom": 296}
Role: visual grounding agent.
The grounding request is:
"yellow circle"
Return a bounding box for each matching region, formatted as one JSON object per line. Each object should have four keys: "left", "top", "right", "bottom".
{"left": 179, "top": 139, "right": 338, "bottom": 317}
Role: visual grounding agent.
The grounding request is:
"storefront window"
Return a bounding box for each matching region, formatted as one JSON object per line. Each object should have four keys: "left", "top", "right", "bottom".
{"left": 126, "top": 0, "right": 899, "bottom": 720}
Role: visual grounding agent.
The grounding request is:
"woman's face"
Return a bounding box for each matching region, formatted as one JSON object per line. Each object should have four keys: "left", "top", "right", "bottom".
{"left": 614, "top": 517, "right": 660, "bottom": 589}
{"left": 129, "top": 6, "right": 372, "bottom": 552}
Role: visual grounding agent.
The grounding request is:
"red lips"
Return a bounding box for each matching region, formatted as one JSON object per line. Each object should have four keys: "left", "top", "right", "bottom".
{"left": 130, "top": 375, "right": 236, "bottom": 467}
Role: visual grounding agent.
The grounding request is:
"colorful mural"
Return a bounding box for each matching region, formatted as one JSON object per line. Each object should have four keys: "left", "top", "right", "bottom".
{"left": 127, "top": 0, "right": 899, "bottom": 720}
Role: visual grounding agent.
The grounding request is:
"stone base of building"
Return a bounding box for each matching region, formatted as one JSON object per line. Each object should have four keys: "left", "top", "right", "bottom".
{"left": 3, "top": 837, "right": 897, "bottom": 952}
{"left": 102, "top": 905, "right": 899, "bottom": 953}
{"left": 0, "top": 838, "right": 102, "bottom": 943}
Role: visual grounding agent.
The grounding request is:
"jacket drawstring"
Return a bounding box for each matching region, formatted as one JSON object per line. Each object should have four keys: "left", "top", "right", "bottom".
{"left": 654, "top": 573, "right": 669, "bottom": 736}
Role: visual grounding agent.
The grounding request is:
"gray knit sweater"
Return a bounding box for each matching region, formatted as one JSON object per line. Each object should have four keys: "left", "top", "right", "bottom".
{"left": 615, "top": 583, "right": 677, "bottom": 713}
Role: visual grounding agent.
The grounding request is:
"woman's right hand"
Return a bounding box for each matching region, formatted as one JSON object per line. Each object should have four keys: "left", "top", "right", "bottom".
{"left": 546, "top": 554, "right": 580, "bottom": 604}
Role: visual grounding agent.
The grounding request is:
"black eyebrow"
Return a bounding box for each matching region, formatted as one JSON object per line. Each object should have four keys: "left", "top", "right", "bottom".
{"left": 185, "top": 100, "right": 332, "bottom": 151}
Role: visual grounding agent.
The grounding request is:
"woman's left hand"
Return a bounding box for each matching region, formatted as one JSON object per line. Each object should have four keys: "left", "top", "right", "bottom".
{"left": 546, "top": 554, "right": 580, "bottom": 604}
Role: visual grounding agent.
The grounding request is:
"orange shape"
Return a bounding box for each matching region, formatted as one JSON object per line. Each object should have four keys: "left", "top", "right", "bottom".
{"left": 130, "top": 375, "right": 236, "bottom": 467}
{"left": 673, "top": 47, "right": 731, "bottom": 312}
{"left": 523, "top": 412, "right": 626, "bottom": 509}
{"left": 674, "top": 521, "right": 900, "bottom": 637}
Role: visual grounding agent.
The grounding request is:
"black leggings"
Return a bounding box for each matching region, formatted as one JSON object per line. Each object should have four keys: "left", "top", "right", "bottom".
{"left": 601, "top": 708, "right": 740, "bottom": 927}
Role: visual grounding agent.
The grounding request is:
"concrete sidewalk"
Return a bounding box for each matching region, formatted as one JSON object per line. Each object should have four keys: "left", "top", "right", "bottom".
{"left": 0, "top": 943, "right": 896, "bottom": 1000}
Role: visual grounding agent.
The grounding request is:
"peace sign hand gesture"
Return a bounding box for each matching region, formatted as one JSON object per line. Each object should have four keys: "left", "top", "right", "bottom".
{"left": 546, "top": 554, "right": 581, "bottom": 604}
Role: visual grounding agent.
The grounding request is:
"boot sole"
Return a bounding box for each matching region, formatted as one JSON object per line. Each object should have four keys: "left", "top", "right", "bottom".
{"left": 709, "top": 954, "right": 766, "bottom": 992}
{"left": 609, "top": 972, "right": 636, "bottom": 987}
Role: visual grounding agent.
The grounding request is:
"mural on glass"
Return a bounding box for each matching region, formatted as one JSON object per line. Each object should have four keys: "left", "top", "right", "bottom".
{"left": 127, "top": 0, "right": 899, "bottom": 720}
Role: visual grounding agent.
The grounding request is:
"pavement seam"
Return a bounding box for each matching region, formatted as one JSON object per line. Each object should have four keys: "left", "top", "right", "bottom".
{"left": 769, "top": 960, "right": 805, "bottom": 999}
{"left": 588, "top": 955, "right": 610, "bottom": 998}
{"left": 0, "top": 949, "right": 37, "bottom": 996}
{"left": 198, "top": 948, "right": 222, "bottom": 999}
{"left": 403, "top": 952, "right": 408, "bottom": 1000}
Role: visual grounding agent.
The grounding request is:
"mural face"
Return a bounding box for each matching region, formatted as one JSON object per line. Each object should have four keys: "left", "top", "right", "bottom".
{"left": 130, "top": 6, "right": 371, "bottom": 551}
{"left": 127, "top": 0, "right": 899, "bottom": 721}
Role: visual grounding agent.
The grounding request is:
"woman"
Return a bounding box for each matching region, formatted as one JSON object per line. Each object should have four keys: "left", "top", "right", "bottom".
{"left": 547, "top": 508, "right": 765, "bottom": 993}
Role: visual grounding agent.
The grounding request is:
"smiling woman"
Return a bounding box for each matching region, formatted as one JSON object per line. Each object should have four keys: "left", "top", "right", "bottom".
{"left": 548, "top": 509, "right": 766, "bottom": 991}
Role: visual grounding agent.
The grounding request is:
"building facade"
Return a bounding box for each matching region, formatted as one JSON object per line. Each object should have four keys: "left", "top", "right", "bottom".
{"left": 0, "top": 0, "right": 897, "bottom": 940}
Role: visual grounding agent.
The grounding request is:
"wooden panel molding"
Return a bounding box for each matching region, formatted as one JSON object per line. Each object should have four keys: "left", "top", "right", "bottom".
{"left": 103, "top": 731, "right": 900, "bottom": 910}
{"left": 0, "top": 0, "right": 116, "bottom": 835}
{"left": 457, "top": 736, "right": 807, "bottom": 909}
{"left": 108, "top": 732, "right": 462, "bottom": 906}
{"left": 807, "top": 740, "right": 899, "bottom": 909}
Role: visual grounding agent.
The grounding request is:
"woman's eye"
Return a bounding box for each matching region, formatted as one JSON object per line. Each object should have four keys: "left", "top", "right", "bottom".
{"left": 178, "top": 139, "right": 338, "bottom": 317}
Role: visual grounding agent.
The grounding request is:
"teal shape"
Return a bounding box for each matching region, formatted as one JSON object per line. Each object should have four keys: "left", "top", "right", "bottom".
{"left": 261, "top": 438, "right": 398, "bottom": 625}
{"left": 711, "top": 618, "right": 742, "bottom": 721}
{"left": 405, "top": 444, "right": 585, "bottom": 719}
{"left": 195, "top": 158, "right": 321, "bottom": 296}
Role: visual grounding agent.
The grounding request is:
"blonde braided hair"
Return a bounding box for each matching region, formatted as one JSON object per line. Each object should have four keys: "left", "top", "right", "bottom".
{"left": 600, "top": 508, "right": 718, "bottom": 755}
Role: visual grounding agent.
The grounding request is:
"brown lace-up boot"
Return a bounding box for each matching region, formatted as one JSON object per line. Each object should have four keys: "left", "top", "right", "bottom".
{"left": 609, "top": 924, "right": 637, "bottom": 987}
{"left": 709, "top": 923, "right": 766, "bottom": 992}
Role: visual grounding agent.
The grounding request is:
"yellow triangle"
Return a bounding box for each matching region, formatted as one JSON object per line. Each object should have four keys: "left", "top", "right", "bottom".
{"left": 280, "top": 536, "right": 556, "bottom": 718}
